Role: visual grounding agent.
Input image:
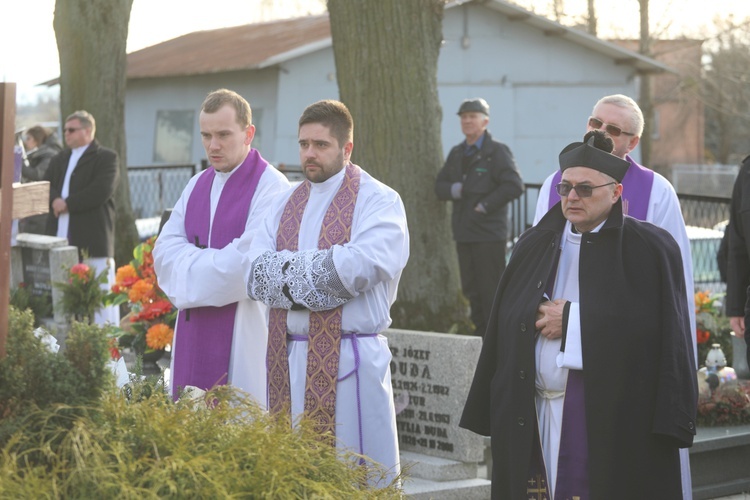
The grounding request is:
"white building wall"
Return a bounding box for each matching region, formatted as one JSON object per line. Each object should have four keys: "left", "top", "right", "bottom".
{"left": 125, "top": 69, "right": 279, "bottom": 167}
{"left": 124, "top": 2, "right": 646, "bottom": 187}
{"left": 273, "top": 48, "right": 340, "bottom": 168}
{"left": 439, "top": 4, "right": 640, "bottom": 184}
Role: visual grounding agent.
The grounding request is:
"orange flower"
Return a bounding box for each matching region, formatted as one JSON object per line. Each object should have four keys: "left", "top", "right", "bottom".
{"left": 694, "top": 291, "right": 715, "bottom": 313}
{"left": 128, "top": 279, "right": 154, "bottom": 303}
{"left": 146, "top": 323, "right": 173, "bottom": 350}
{"left": 115, "top": 264, "right": 139, "bottom": 289}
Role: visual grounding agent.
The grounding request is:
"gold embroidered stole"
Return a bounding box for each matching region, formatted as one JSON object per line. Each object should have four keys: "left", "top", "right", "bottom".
{"left": 266, "top": 163, "right": 361, "bottom": 441}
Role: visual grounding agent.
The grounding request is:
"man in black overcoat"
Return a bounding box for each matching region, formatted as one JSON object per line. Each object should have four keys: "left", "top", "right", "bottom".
{"left": 460, "top": 130, "right": 697, "bottom": 499}
{"left": 435, "top": 98, "right": 524, "bottom": 336}
{"left": 725, "top": 154, "right": 750, "bottom": 362}
{"left": 45, "top": 110, "right": 120, "bottom": 324}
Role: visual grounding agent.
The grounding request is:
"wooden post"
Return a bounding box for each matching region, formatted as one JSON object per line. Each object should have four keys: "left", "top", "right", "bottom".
{"left": 0, "top": 83, "right": 16, "bottom": 359}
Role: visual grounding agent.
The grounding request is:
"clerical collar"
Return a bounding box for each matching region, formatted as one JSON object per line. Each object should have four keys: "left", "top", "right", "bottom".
{"left": 310, "top": 164, "right": 347, "bottom": 193}
{"left": 214, "top": 161, "right": 244, "bottom": 182}
{"left": 570, "top": 220, "right": 606, "bottom": 234}
{"left": 561, "top": 221, "right": 580, "bottom": 254}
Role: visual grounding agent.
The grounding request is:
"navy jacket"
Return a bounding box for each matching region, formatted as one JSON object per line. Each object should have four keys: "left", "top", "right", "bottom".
{"left": 435, "top": 131, "right": 523, "bottom": 242}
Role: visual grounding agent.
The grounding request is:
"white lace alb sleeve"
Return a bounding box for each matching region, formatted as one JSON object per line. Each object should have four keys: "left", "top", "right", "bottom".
{"left": 285, "top": 248, "right": 354, "bottom": 311}
{"left": 247, "top": 250, "right": 293, "bottom": 309}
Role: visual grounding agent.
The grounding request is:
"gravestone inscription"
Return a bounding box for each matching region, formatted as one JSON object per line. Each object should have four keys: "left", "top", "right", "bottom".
{"left": 11, "top": 233, "right": 78, "bottom": 327}
{"left": 21, "top": 246, "right": 52, "bottom": 302}
{"left": 385, "top": 328, "right": 484, "bottom": 463}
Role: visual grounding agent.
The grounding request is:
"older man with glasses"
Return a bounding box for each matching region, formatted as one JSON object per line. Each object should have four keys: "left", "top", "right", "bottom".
{"left": 462, "top": 129, "right": 697, "bottom": 499}
{"left": 533, "top": 94, "right": 696, "bottom": 498}
{"left": 44, "top": 110, "right": 120, "bottom": 325}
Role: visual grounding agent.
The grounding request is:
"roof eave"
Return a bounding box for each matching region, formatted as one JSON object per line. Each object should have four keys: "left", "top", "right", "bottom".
{"left": 447, "top": 0, "right": 675, "bottom": 75}
{"left": 256, "top": 37, "right": 333, "bottom": 69}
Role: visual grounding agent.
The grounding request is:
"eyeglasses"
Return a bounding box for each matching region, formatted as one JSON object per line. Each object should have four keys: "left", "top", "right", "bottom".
{"left": 64, "top": 127, "right": 82, "bottom": 134}
{"left": 587, "top": 117, "right": 635, "bottom": 137}
{"left": 556, "top": 181, "right": 616, "bottom": 198}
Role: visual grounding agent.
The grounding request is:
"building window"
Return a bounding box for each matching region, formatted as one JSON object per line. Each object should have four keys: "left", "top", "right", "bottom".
{"left": 153, "top": 110, "right": 194, "bottom": 163}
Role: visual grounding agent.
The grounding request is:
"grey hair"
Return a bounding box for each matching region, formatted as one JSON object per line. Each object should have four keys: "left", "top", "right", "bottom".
{"left": 593, "top": 94, "right": 644, "bottom": 137}
{"left": 65, "top": 110, "right": 96, "bottom": 136}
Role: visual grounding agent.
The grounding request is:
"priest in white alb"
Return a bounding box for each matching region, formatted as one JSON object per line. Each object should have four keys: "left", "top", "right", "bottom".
{"left": 246, "top": 100, "right": 409, "bottom": 486}
{"left": 153, "top": 89, "right": 289, "bottom": 404}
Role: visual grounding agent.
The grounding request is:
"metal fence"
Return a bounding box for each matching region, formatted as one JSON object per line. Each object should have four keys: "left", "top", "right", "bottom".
{"left": 128, "top": 170, "right": 731, "bottom": 288}
{"left": 127, "top": 164, "right": 197, "bottom": 219}
{"left": 510, "top": 184, "right": 731, "bottom": 290}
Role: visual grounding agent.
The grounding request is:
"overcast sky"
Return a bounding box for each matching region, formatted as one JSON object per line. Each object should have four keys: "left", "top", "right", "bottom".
{"left": 1, "top": 0, "right": 747, "bottom": 103}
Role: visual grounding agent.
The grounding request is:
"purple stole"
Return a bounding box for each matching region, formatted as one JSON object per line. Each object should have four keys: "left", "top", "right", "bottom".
{"left": 547, "top": 156, "right": 654, "bottom": 220}
{"left": 266, "top": 163, "right": 361, "bottom": 442}
{"left": 171, "top": 150, "right": 267, "bottom": 399}
{"left": 554, "top": 370, "right": 589, "bottom": 499}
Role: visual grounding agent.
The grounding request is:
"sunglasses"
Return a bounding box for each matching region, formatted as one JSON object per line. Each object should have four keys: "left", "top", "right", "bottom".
{"left": 64, "top": 127, "right": 82, "bottom": 134}
{"left": 556, "top": 182, "right": 616, "bottom": 198}
{"left": 587, "top": 117, "right": 635, "bottom": 137}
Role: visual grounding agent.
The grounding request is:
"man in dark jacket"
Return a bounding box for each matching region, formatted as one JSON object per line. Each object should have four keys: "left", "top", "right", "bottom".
{"left": 435, "top": 98, "right": 523, "bottom": 336}
{"left": 460, "top": 131, "right": 697, "bottom": 499}
{"left": 45, "top": 110, "right": 120, "bottom": 325}
{"left": 726, "top": 154, "right": 750, "bottom": 362}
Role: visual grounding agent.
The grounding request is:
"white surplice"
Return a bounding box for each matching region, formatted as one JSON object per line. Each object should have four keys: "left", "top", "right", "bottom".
{"left": 534, "top": 168, "right": 696, "bottom": 499}
{"left": 153, "top": 159, "right": 290, "bottom": 407}
{"left": 535, "top": 221, "right": 584, "bottom": 498}
{"left": 246, "top": 166, "right": 410, "bottom": 485}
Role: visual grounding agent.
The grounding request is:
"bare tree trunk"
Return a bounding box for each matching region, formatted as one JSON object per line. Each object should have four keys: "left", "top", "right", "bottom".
{"left": 703, "top": 17, "right": 750, "bottom": 164}
{"left": 638, "top": 0, "right": 654, "bottom": 170}
{"left": 587, "top": 0, "right": 597, "bottom": 36}
{"left": 327, "top": 0, "right": 469, "bottom": 332}
{"left": 553, "top": 0, "right": 563, "bottom": 22}
{"left": 54, "top": 0, "right": 139, "bottom": 266}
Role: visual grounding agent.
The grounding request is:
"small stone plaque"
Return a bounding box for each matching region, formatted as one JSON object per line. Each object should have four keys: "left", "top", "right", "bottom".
{"left": 21, "top": 246, "right": 52, "bottom": 299}
{"left": 385, "top": 328, "right": 485, "bottom": 463}
{"left": 11, "top": 234, "right": 79, "bottom": 328}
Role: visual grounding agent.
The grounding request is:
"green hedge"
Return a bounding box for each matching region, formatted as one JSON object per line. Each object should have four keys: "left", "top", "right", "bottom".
{"left": 0, "top": 307, "right": 402, "bottom": 498}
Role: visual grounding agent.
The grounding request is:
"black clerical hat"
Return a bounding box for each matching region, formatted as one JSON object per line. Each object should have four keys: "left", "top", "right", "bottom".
{"left": 558, "top": 136, "right": 630, "bottom": 182}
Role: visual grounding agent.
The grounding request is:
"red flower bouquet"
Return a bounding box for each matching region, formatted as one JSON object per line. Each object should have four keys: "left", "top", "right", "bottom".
{"left": 105, "top": 236, "right": 176, "bottom": 358}
{"left": 54, "top": 262, "right": 108, "bottom": 323}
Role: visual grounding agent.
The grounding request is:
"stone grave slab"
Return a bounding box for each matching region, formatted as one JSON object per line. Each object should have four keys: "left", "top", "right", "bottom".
{"left": 385, "top": 328, "right": 490, "bottom": 498}
{"left": 386, "top": 328, "right": 484, "bottom": 463}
